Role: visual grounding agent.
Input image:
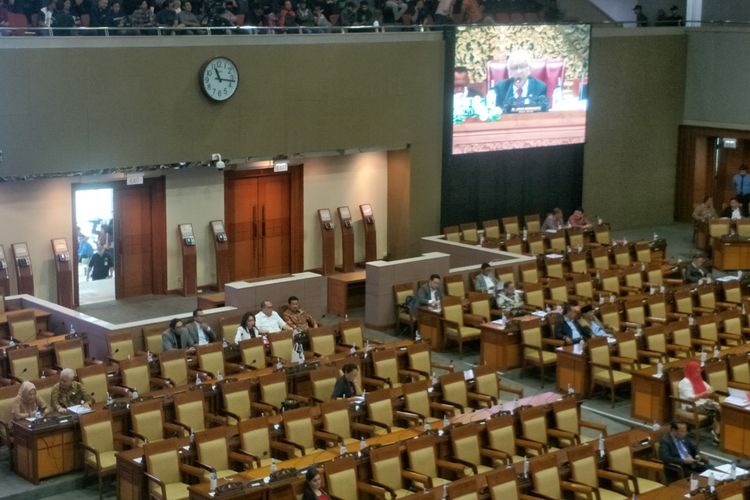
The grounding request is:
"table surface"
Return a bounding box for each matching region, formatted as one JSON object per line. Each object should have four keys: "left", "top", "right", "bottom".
{"left": 327, "top": 271, "right": 366, "bottom": 283}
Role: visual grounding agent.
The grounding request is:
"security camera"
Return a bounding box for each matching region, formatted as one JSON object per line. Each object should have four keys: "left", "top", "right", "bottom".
{"left": 215, "top": 160, "right": 226, "bottom": 171}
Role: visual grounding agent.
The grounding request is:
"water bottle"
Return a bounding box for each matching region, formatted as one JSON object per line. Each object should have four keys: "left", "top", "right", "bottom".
{"left": 276, "top": 358, "right": 284, "bottom": 371}
{"left": 598, "top": 433, "right": 605, "bottom": 457}
{"left": 217, "top": 370, "right": 224, "bottom": 382}
{"left": 567, "top": 383, "right": 575, "bottom": 397}
{"left": 339, "top": 442, "right": 347, "bottom": 455}
{"left": 131, "top": 388, "right": 139, "bottom": 400}
{"left": 656, "top": 361, "right": 664, "bottom": 377}
{"left": 688, "top": 315, "right": 695, "bottom": 326}
{"left": 443, "top": 413, "right": 450, "bottom": 430}
{"left": 359, "top": 436, "right": 367, "bottom": 451}
{"left": 190, "top": 429, "right": 196, "bottom": 445}
{"left": 424, "top": 420, "right": 431, "bottom": 431}
{"left": 652, "top": 422, "right": 660, "bottom": 432}
{"left": 147, "top": 351, "right": 153, "bottom": 362}
{"left": 431, "top": 371, "right": 438, "bottom": 386}
{"left": 270, "top": 458, "right": 277, "bottom": 474}
{"left": 700, "top": 350, "right": 707, "bottom": 367}
{"left": 707, "top": 472, "right": 715, "bottom": 493}
{"left": 597, "top": 216, "right": 603, "bottom": 225}
{"left": 41, "top": 371, "right": 46, "bottom": 379}
{"left": 414, "top": 330, "right": 421, "bottom": 342}
{"left": 8, "top": 337, "right": 15, "bottom": 347}
{"left": 523, "top": 456, "right": 529, "bottom": 478}
{"left": 449, "top": 360, "right": 455, "bottom": 371}
{"left": 485, "top": 88, "right": 496, "bottom": 109}
{"left": 350, "top": 344, "right": 356, "bottom": 354}
{"left": 713, "top": 345, "right": 720, "bottom": 359}
{"left": 196, "top": 373, "right": 202, "bottom": 385}
{"left": 106, "top": 392, "right": 113, "bottom": 406}
{"left": 731, "top": 460, "right": 737, "bottom": 480}
{"left": 365, "top": 339, "right": 370, "bottom": 350}
{"left": 653, "top": 233, "right": 658, "bottom": 241}
{"left": 69, "top": 323, "right": 75, "bottom": 335}
{"left": 689, "top": 473, "right": 698, "bottom": 492}
{"left": 209, "top": 470, "right": 217, "bottom": 492}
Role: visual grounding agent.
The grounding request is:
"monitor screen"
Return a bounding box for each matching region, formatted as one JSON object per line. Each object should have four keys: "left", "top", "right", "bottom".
{"left": 451, "top": 24, "right": 590, "bottom": 155}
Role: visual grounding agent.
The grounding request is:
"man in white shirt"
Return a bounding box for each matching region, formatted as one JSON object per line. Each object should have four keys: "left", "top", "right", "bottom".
{"left": 580, "top": 305, "right": 612, "bottom": 337}
{"left": 255, "top": 300, "right": 291, "bottom": 334}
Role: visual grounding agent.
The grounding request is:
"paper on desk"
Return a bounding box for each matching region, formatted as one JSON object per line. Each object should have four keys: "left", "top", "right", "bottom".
{"left": 67, "top": 404, "right": 93, "bottom": 415}
{"left": 716, "top": 276, "right": 739, "bottom": 282}
{"left": 712, "top": 463, "right": 749, "bottom": 477}
{"left": 546, "top": 253, "right": 564, "bottom": 259}
{"left": 724, "top": 396, "right": 750, "bottom": 407}
{"left": 531, "top": 311, "right": 547, "bottom": 318}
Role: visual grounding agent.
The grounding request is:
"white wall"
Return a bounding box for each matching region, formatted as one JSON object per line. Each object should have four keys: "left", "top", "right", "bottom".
{"left": 303, "top": 152, "right": 388, "bottom": 270}
{"left": 164, "top": 168, "right": 225, "bottom": 291}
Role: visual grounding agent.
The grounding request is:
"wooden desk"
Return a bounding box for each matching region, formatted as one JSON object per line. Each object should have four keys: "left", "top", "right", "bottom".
{"left": 479, "top": 321, "right": 520, "bottom": 371}
{"left": 416, "top": 306, "right": 443, "bottom": 352}
{"left": 555, "top": 344, "right": 589, "bottom": 396}
{"left": 630, "top": 364, "right": 680, "bottom": 424}
{"left": 721, "top": 401, "right": 750, "bottom": 459}
{"left": 713, "top": 236, "right": 750, "bottom": 271}
{"left": 196, "top": 292, "right": 225, "bottom": 310}
{"left": 0, "top": 308, "right": 52, "bottom": 336}
{"left": 13, "top": 416, "right": 80, "bottom": 484}
{"left": 452, "top": 110, "right": 586, "bottom": 154}
{"left": 326, "top": 271, "right": 366, "bottom": 316}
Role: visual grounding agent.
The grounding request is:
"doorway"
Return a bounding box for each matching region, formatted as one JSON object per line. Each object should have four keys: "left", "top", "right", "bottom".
{"left": 74, "top": 188, "right": 115, "bottom": 305}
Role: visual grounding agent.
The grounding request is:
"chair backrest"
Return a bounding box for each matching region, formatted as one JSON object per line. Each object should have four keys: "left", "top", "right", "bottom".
{"left": 468, "top": 292, "right": 491, "bottom": 321}
{"left": 8, "top": 345, "right": 40, "bottom": 381}
{"left": 647, "top": 293, "right": 669, "bottom": 320}
{"left": 696, "top": 315, "right": 719, "bottom": 342}
{"left": 572, "top": 274, "right": 594, "bottom": 299}
{"left": 460, "top": 222, "right": 479, "bottom": 243}
{"left": 547, "top": 232, "right": 566, "bottom": 252}
{"left": 623, "top": 265, "right": 643, "bottom": 289}
{"left": 323, "top": 455, "right": 359, "bottom": 500}
{"left": 485, "top": 414, "right": 516, "bottom": 457}
{"left": 504, "top": 237, "right": 524, "bottom": 254}
{"left": 668, "top": 320, "right": 693, "bottom": 350}
{"left": 473, "top": 365, "right": 498, "bottom": 399}
{"left": 523, "top": 283, "right": 544, "bottom": 310}
{"left": 567, "top": 227, "right": 585, "bottom": 249}
{"left": 547, "top": 279, "right": 568, "bottom": 303}
{"left": 527, "top": 234, "right": 544, "bottom": 255}
{"left": 709, "top": 218, "right": 730, "bottom": 238}
{"left": 0, "top": 384, "right": 19, "bottom": 442}
{"left": 644, "top": 325, "right": 668, "bottom": 354}
{"left": 270, "top": 331, "right": 293, "bottom": 362}
{"left": 339, "top": 320, "right": 364, "bottom": 348}
{"left": 673, "top": 289, "right": 695, "bottom": 315}
{"left": 159, "top": 349, "right": 189, "bottom": 387}
{"left": 196, "top": 342, "right": 225, "bottom": 377}
{"left": 119, "top": 356, "right": 151, "bottom": 395}
{"left": 195, "top": 425, "right": 232, "bottom": 472}
{"left": 320, "top": 399, "right": 352, "bottom": 439}
{"left": 604, "top": 433, "right": 634, "bottom": 476}
{"left": 80, "top": 409, "right": 115, "bottom": 463}
{"left": 520, "top": 318, "right": 543, "bottom": 350}
{"left": 144, "top": 438, "right": 183, "bottom": 491}
{"left": 219, "top": 316, "right": 241, "bottom": 344}
{"left": 595, "top": 225, "right": 611, "bottom": 245}
{"left": 616, "top": 331, "right": 639, "bottom": 372}
{"left": 444, "top": 274, "right": 466, "bottom": 298}
{"left": 402, "top": 379, "right": 432, "bottom": 418}
{"left": 591, "top": 247, "right": 611, "bottom": 271}
{"left": 238, "top": 337, "right": 265, "bottom": 369}
{"left": 54, "top": 338, "right": 86, "bottom": 371}
{"left": 722, "top": 281, "right": 742, "bottom": 304}
{"left": 705, "top": 359, "right": 728, "bottom": 393}
{"left": 407, "top": 342, "right": 433, "bottom": 376}
{"left": 720, "top": 309, "right": 744, "bottom": 338}
{"left": 447, "top": 476, "right": 480, "bottom": 500}
{"left": 365, "top": 389, "right": 394, "bottom": 428}
{"left": 624, "top": 299, "right": 647, "bottom": 325}
{"left": 502, "top": 216, "right": 519, "bottom": 235}
{"left": 519, "top": 261, "right": 539, "bottom": 284}
{"left": 173, "top": 390, "right": 206, "bottom": 432}
{"left": 108, "top": 331, "right": 136, "bottom": 362}
{"left": 524, "top": 214, "right": 540, "bottom": 233}
{"left": 697, "top": 284, "right": 716, "bottom": 310}
{"left": 566, "top": 443, "right": 600, "bottom": 489}
{"left": 35, "top": 374, "right": 59, "bottom": 408}
{"left": 613, "top": 246, "right": 632, "bottom": 268}
{"left": 259, "top": 371, "right": 288, "bottom": 409}
{"left": 131, "top": 399, "right": 166, "bottom": 443}
{"left": 483, "top": 220, "right": 500, "bottom": 239}
{"left": 450, "top": 422, "right": 482, "bottom": 465}
{"left": 440, "top": 370, "right": 468, "bottom": 409}
{"left": 309, "top": 327, "right": 337, "bottom": 357}
{"left": 599, "top": 269, "right": 621, "bottom": 295}
{"left": 0, "top": 296, "right": 4, "bottom": 314}
{"left": 8, "top": 309, "right": 37, "bottom": 343}
{"left": 238, "top": 417, "right": 271, "bottom": 461}
{"left": 443, "top": 226, "right": 460, "bottom": 242}
{"left": 142, "top": 325, "right": 165, "bottom": 355}
{"left": 599, "top": 303, "right": 621, "bottom": 331}
{"left": 568, "top": 252, "right": 588, "bottom": 275}
{"left": 310, "top": 366, "right": 338, "bottom": 403}
{"left": 222, "top": 379, "right": 253, "bottom": 423}
{"left": 544, "top": 258, "right": 564, "bottom": 280}
{"left": 529, "top": 453, "right": 562, "bottom": 498}
{"left": 370, "top": 442, "right": 405, "bottom": 491}
{"left": 552, "top": 397, "right": 580, "bottom": 436}
{"left": 283, "top": 406, "right": 315, "bottom": 450}
{"left": 729, "top": 354, "right": 750, "bottom": 384}
{"left": 520, "top": 405, "right": 549, "bottom": 446}
{"left": 589, "top": 336, "right": 611, "bottom": 379}
{"left": 77, "top": 363, "right": 108, "bottom": 403}
{"left": 372, "top": 348, "right": 400, "bottom": 385}
{"left": 486, "top": 467, "right": 521, "bottom": 500}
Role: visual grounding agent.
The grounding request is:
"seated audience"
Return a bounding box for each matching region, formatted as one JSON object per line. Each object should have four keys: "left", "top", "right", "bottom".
{"left": 474, "top": 262, "right": 500, "bottom": 295}
{"left": 659, "top": 420, "right": 709, "bottom": 483}
{"left": 679, "top": 360, "right": 720, "bottom": 444}
{"left": 51, "top": 368, "right": 93, "bottom": 413}
{"left": 162, "top": 317, "right": 188, "bottom": 351}
{"left": 12, "top": 381, "right": 48, "bottom": 420}
{"left": 580, "top": 304, "right": 612, "bottom": 337}
{"left": 282, "top": 295, "right": 318, "bottom": 333}
{"left": 88, "top": 0, "right": 111, "bottom": 26}
{"left": 383, "top": 0, "right": 407, "bottom": 22}
{"left": 278, "top": 0, "right": 295, "bottom": 26}
{"left": 721, "top": 197, "right": 745, "bottom": 220}
{"left": 235, "top": 311, "right": 260, "bottom": 343}
{"left": 331, "top": 363, "right": 360, "bottom": 399}
{"left": 354, "top": 0, "right": 370, "bottom": 24}
{"left": 185, "top": 308, "right": 216, "bottom": 347}
{"left": 685, "top": 254, "right": 708, "bottom": 283}
{"left": 555, "top": 303, "right": 590, "bottom": 344}
{"left": 71, "top": 0, "right": 90, "bottom": 18}
{"left": 39, "top": 0, "right": 55, "bottom": 27}
{"left": 692, "top": 196, "right": 717, "bottom": 221}
{"left": 155, "top": 0, "right": 179, "bottom": 28}
{"left": 130, "top": 0, "right": 155, "bottom": 29}
{"left": 178, "top": 0, "right": 200, "bottom": 32}
{"left": 296, "top": 0, "right": 313, "bottom": 26}
{"left": 255, "top": 300, "right": 291, "bottom": 334}
{"left": 541, "top": 207, "right": 564, "bottom": 231}
{"left": 302, "top": 467, "right": 330, "bottom": 500}
{"left": 412, "top": 273, "right": 443, "bottom": 315}
{"left": 567, "top": 207, "right": 591, "bottom": 228}
{"left": 312, "top": 4, "right": 330, "bottom": 27}
{"left": 496, "top": 282, "right": 523, "bottom": 310}
{"left": 339, "top": 0, "right": 355, "bottom": 25}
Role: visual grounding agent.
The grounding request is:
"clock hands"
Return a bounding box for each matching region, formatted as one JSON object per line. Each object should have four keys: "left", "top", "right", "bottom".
{"left": 214, "top": 67, "right": 223, "bottom": 82}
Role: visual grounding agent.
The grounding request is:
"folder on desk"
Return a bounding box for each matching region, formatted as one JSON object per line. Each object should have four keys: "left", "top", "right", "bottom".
{"left": 724, "top": 388, "right": 750, "bottom": 407}
{"left": 67, "top": 404, "right": 93, "bottom": 415}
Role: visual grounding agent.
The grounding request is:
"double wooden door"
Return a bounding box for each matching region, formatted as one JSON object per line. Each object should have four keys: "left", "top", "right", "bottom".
{"left": 225, "top": 169, "right": 302, "bottom": 280}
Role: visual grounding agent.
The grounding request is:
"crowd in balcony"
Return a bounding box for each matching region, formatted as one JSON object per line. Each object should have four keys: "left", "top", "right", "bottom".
{"left": 0, "top": 0, "right": 557, "bottom": 34}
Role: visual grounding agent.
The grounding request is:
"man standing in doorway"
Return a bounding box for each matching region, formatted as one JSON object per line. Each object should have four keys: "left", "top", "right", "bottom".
{"left": 733, "top": 164, "right": 750, "bottom": 214}
{"left": 86, "top": 244, "right": 112, "bottom": 281}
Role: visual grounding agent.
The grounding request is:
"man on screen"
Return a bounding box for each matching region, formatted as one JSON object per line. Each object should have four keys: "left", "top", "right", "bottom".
{"left": 454, "top": 66, "right": 481, "bottom": 98}
{"left": 492, "top": 50, "right": 548, "bottom": 113}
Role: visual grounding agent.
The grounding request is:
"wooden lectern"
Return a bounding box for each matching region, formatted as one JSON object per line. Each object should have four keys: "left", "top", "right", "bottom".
{"left": 318, "top": 209, "right": 335, "bottom": 275}
{"left": 178, "top": 224, "right": 197, "bottom": 296}
{"left": 51, "top": 238, "right": 74, "bottom": 309}
{"left": 337, "top": 206, "right": 355, "bottom": 273}
{"left": 11, "top": 242, "right": 34, "bottom": 295}
{"left": 210, "top": 220, "right": 230, "bottom": 291}
{"left": 360, "top": 203, "right": 377, "bottom": 263}
{"left": 0, "top": 245, "right": 10, "bottom": 296}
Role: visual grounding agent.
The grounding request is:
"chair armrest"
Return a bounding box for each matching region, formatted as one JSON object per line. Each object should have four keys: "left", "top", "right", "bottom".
{"left": 632, "top": 458, "right": 664, "bottom": 473}
{"left": 610, "top": 355, "right": 639, "bottom": 369}
{"left": 666, "top": 343, "right": 692, "bottom": 355}
{"left": 113, "top": 433, "right": 137, "bottom": 449}
{"left": 351, "top": 421, "right": 376, "bottom": 436}
{"left": 718, "top": 332, "right": 742, "bottom": 342}
{"left": 397, "top": 368, "right": 426, "bottom": 382}
{"left": 361, "top": 376, "right": 387, "bottom": 390}
{"left": 144, "top": 471, "right": 167, "bottom": 500}
{"left": 79, "top": 442, "right": 101, "bottom": 470}
{"left": 693, "top": 306, "right": 713, "bottom": 314}
{"left": 276, "top": 437, "right": 306, "bottom": 456}
{"left": 597, "top": 468, "right": 630, "bottom": 484}
{"left": 394, "top": 409, "right": 423, "bottom": 425}
{"left": 233, "top": 449, "right": 261, "bottom": 467}
{"left": 436, "top": 458, "right": 469, "bottom": 472}
{"left": 180, "top": 462, "right": 207, "bottom": 480}
{"left": 365, "top": 375, "right": 392, "bottom": 388}
{"left": 251, "top": 401, "right": 278, "bottom": 415}
{"left": 225, "top": 362, "right": 244, "bottom": 374}
{"left": 498, "top": 382, "right": 524, "bottom": 398}
{"left": 560, "top": 480, "right": 595, "bottom": 499}
{"left": 447, "top": 456, "right": 478, "bottom": 474}
{"left": 547, "top": 428, "right": 579, "bottom": 444}
{"left": 440, "top": 399, "right": 464, "bottom": 412}
{"left": 515, "top": 437, "right": 548, "bottom": 454}
{"left": 169, "top": 420, "right": 193, "bottom": 434}
{"left": 314, "top": 429, "right": 342, "bottom": 447}
{"left": 402, "top": 468, "right": 433, "bottom": 489}
{"left": 369, "top": 480, "right": 398, "bottom": 499}
{"left": 429, "top": 401, "right": 458, "bottom": 416}
{"left": 356, "top": 481, "right": 390, "bottom": 499}
{"left": 646, "top": 316, "right": 668, "bottom": 324}
{"left": 691, "top": 338, "right": 715, "bottom": 348}
{"left": 221, "top": 410, "right": 243, "bottom": 423}
{"left": 728, "top": 381, "right": 750, "bottom": 391}
{"left": 149, "top": 376, "right": 171, "bottom": 389}
{"left": 463, "top": 313, "right": 486, "bottom": 327}
{"left": 270, "top": 439, "right": 299, "bottom": 458}
{"left": 431, "top": 362, "right": 455, "bottom": 373}
{"left": 579, "top": 420, "right": 607, "bottom": 435}
{"left": 480, "top": 446, "right": 510, "bottom": 465}
{"left": 467, "top": 391, "right": 495, "bottom": 406}
{"left": 365, "top": 419, "right": 391, "bottom": 433}
{"left": 287, "top": 392, "right": 310, "bottom": 404}
{"left": 542, "top": 338, "right": 565, "bottom": 347}
{"left": 130, "top": 430, "right": 149, "bottom": 445}
{"left": 529, "top": 492, "right": 558, "bottom": 500}
{"left": 163, "top": 422, "right": 187, "bottom": 437}
{"left": 637, "top": 349, "right": 666, "bottom": 362}
{"left": 206, "top": 412, "right": 227, "bottom": 426}
{"left": 229, "top": 450, "right": 257, "bottom": 469}
{"left": 194, "top": 461, "right": 216, "bottom": 474}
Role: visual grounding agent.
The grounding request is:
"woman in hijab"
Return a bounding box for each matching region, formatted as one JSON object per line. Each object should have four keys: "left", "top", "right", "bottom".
{"left": 11, "top": 381, "right": 48, "bottom": 420}
{"left": 678, "top": 360, "right": 720, "bottom": 444}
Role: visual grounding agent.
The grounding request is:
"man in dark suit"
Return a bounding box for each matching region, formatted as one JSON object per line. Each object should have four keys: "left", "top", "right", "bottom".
{"left": 412, "top": 274, "right": 443, "bottom": 316}
{"left": 555, "top": 303, "right": 591, "bottom": 344}
{"left": 184, "top": 309, "right": 216, "bottom": 348}
{"left": 721, "top": 197, "right": 746, "bottom": 219}
{"left": 685, "top": 254, "right": 709, "bottom": 284}
{"left": 162, "top": 318, "right": 188, "bottom": 351}
{"left": 659, "top": 420, "right": 708, "bottom": 483}
{"left": 492, "top": 50, "right": 548, "bottom": 113}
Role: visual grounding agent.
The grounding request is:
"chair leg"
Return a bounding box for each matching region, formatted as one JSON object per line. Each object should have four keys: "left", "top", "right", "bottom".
{"left": 98, "top": 474, "right": 103, "bottom": 500}
{"left": 459, "top": 339, "right": 463, "bottom": 358}
{"left": 610, "top": 386, "right": 615, "bottom": 407}
{"left": 539, "top": 364, "right": 544, "bottom": 388}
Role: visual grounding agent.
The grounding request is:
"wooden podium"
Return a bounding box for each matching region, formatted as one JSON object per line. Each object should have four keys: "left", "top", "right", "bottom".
{"left": 11, "top": 242, "right": 34, "bottom": 295}
{"left": 318, "top": 209, "right": 335, "bottom": 276}
{"left": 51, "top": 238, "right": 74, "bottom": 309}
{"left": 210, "top": 220, "right": 230, "bottom": 291}
{"left": 0, "top": 245, "right": 10, "bottom": 295}
{"left": 338, "top": 206, "right": 355, "bottom": 272}
{"left": 360, "top": 203, "right": 377, "bottom": 263}
{"left": 178, "top": 224, "right": 197, "bottom": 296}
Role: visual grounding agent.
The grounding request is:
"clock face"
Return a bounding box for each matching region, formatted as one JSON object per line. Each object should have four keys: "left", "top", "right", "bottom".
{"left": 200, "top": 57, "right": 239, "bottom": 102}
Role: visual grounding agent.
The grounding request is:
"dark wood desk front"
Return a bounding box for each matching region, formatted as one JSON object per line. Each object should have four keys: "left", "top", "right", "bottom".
{"left": 13, "top": 417, "right": 80, "bottom": 483}
{"left": 326, "top": 271, "right": 366, "bottom": 316}
{"left": 479, "top": 321, "right": 520, "bottom": 372}
{"left": 713, "top": 236, "right": 750, "bottom": 271}
{"left": 721, "top": 401, "right": 750, "bottom": 459}
{"left": 555, "top": 344, "right": 589, "bottom": 396}
{"left": 416, "top": 306, "right": 443, "bottom": 352}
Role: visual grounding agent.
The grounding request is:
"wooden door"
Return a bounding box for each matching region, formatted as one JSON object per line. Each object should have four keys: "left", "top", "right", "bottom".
{"left": 113, "top": 177, "right": 167, "bottom": 298}
{"left": 225, "top": 168, "right": 303, "bottom": 280}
